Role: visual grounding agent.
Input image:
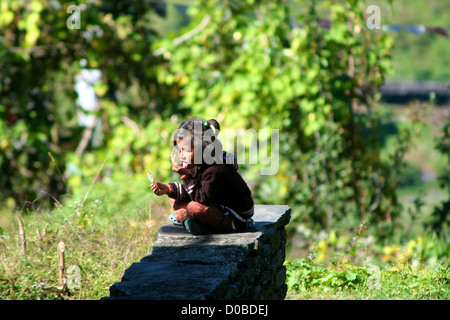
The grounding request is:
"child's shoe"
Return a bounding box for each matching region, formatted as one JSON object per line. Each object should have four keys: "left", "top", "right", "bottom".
{"left": 169, "top": 213, "right": 182, "bottom": 226}
{"left": 184, "top": 218, "right": 210, "bottom": 235}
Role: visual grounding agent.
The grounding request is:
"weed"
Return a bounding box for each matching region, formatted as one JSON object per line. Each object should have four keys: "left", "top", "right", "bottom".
{"left": 0, "top": 177, "right": 170, "bottom": 300}
{"left": 286, "top": 256, "right": 450, "bottom": 300}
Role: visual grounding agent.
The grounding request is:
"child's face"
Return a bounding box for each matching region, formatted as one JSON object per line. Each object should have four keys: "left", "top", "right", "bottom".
{"left": 177, "top": 138, "right": 195, "bottom": 168}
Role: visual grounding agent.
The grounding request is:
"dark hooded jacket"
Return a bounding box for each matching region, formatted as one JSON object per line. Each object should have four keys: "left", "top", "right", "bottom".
{"left": 168, "top": 152, "right": 254, "bottom": 220}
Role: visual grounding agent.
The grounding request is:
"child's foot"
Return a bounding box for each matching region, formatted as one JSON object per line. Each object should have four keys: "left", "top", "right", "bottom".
{"left": 169, "top": 213, "right": 182, "bottom": 226}
{"left": 184, "top": 218, "right": 210, "bottom": 235}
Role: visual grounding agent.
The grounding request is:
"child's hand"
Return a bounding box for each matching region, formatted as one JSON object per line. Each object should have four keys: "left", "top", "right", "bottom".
{"left": 150, "top": 182, "right": 170, "bottom": 196}
{"left": 171, "top": 154, "right": 189, "bottom": 175}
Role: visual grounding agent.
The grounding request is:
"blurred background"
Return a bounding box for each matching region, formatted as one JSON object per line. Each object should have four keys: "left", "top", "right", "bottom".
{"left": 0, "top": 0, "right": 448, "bottom": 299}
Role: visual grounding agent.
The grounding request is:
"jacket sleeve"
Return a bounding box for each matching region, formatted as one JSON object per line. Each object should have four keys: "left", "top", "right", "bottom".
{"left": 168, "top": 169, "right": 218, "bottom": 206}
{"left": 168, "top": 181, "right": 191, "bottom": 202}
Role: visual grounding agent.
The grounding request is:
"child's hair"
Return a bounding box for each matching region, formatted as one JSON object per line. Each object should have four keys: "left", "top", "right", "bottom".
{"left": 173, "top": 118, "right": 223, "bottom": 164}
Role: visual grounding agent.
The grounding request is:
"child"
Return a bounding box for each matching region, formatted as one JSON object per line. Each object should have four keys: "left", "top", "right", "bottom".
{"left": 150, "top": 118, "right": 254, "bottom": 235}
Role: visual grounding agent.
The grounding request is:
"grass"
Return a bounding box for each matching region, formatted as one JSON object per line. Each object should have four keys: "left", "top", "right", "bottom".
{"left": 0, "top": 176, "right": 171, "bottom": 300}
{"left": 284, "top": 102, "right": 450, "bottom": 300}
{"left": 285, "top": 258, "right": 450, "bottom": 300}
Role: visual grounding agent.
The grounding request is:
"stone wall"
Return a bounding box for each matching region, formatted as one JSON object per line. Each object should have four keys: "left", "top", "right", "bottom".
{"left": 102, "top": 205, "right": 291, "bottom": 300}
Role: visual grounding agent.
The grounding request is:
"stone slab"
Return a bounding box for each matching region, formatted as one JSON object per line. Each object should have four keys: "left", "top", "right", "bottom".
{"left": 141, "top": 205, "right": 291, "bottom": 266}
{"left": 107, "top": 261, "right": 231, "bottom": 300}
{"left": 102, "top": 205, "right": 291, "bottom": 300}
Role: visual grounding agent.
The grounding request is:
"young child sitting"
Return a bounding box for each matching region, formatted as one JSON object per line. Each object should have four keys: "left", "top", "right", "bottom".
{"left": 150, "top": 118, "right": 254, "bottom": 235}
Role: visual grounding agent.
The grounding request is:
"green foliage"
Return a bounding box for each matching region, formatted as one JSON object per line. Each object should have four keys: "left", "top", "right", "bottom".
{"left": 286, "top": 224, "right": 450, "bottom": 299}
{"left": 154, "top": 0, "right": 405, "bottom": 239}
{"left": 0, "top": 0, "right": 182, "bottom": 205}
{"left": 0, "top": 178, "right": 170, "bottom": 300}
{"left": 427, "top": 115, "right": 450, "bottom": 236}
{"left": 285, "top": 257, "right": 450, "bottom": 299}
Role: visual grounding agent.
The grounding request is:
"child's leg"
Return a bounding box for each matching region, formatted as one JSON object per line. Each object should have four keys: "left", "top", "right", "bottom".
{"left": 170, "top": 198, "right": 190, "bottom": 224}
{"left": 186, "top": 201, "right": 233, "bottom": 232}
